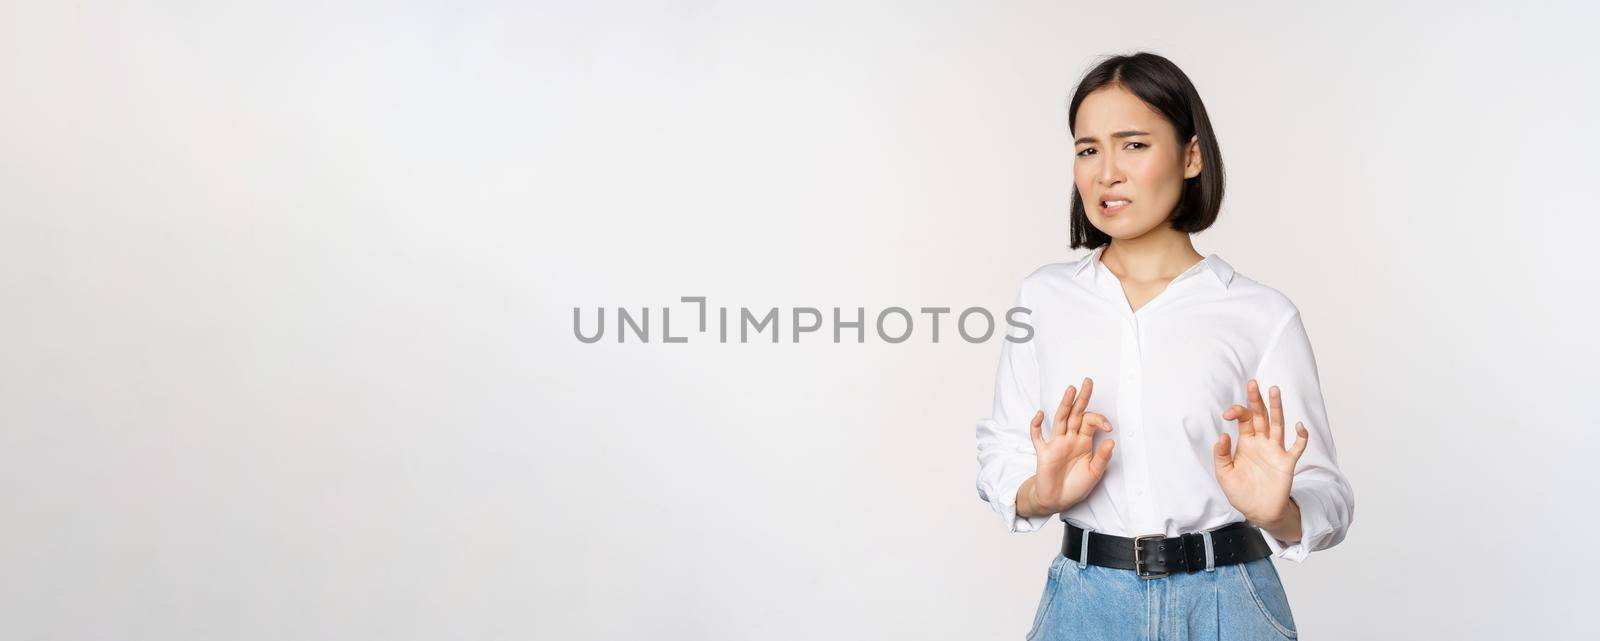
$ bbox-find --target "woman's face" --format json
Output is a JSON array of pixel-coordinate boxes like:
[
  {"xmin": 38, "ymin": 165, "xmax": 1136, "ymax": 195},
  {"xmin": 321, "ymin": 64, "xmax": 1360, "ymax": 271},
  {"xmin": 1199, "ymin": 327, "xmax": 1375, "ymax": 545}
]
[{"xmin": 1072, "ymin": 85, "xmax": 1202, "ymax": 241}]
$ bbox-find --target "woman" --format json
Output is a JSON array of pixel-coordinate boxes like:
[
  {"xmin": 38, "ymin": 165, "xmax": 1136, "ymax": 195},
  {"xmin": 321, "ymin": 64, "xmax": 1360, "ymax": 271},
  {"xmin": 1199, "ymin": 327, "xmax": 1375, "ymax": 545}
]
[{"xmin": 974, "ymin": 52, "xmax": 1355, "ymax": 640}]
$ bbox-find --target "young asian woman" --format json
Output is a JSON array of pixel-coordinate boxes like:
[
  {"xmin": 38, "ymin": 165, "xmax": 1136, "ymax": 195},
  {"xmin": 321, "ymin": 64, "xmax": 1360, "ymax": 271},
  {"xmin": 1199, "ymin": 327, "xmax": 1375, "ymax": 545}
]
[{"xmin": 974, "ymin": 52, "xmax": 1355, "ymax": 641}]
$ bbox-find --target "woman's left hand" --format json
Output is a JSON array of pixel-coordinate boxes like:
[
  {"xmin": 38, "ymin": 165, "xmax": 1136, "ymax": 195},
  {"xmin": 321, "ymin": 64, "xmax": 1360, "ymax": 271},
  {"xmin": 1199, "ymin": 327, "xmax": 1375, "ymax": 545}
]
[{"xmin": 1214, "ymin": 378, "xmax": 1308, "ymax": 527}]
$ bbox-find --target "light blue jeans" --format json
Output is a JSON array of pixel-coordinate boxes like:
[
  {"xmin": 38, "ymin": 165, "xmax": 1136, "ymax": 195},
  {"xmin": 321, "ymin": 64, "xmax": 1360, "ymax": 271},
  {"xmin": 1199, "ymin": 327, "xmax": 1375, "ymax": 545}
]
[{"xmin": 1025, "ymin": 551, "xmax": 1298, "ymax": 640}]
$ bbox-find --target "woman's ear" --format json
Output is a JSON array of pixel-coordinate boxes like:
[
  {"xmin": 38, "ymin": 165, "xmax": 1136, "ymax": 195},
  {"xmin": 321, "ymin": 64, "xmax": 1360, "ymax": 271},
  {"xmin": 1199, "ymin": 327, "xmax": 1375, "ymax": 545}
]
[{"xmin": 1183, "ymin": 134, "xmax": 1203, "ymax": 179}]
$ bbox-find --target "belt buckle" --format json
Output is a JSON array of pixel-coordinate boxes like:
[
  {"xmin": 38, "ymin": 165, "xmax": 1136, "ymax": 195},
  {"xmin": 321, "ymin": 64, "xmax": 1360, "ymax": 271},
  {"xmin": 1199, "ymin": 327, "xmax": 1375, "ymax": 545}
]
[{"xmin": 1132, "ymin": 533, "xmax": 1169, "ymax": 579}]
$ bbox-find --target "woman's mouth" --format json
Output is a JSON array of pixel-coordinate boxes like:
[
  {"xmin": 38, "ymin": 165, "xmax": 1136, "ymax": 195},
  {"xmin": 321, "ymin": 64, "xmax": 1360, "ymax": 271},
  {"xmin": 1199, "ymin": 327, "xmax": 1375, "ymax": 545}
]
[{"xmin": 1100, "ymin": 198, "xmax": 1131, "ymax": 215}]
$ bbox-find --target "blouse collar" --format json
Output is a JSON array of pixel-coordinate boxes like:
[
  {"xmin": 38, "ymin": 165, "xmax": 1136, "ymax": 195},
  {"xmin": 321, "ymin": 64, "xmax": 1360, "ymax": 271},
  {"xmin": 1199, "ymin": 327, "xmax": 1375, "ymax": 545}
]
[{"xmin": 1070, "ymin": 244, "xmax": 1235, "ymax": 289}]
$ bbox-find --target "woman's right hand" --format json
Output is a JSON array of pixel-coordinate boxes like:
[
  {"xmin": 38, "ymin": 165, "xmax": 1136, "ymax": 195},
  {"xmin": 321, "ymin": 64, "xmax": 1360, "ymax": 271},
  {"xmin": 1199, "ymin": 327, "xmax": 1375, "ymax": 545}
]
[{"xmin": 1028, "ymin": 377, "xmax": 1115, "ymax": 514}]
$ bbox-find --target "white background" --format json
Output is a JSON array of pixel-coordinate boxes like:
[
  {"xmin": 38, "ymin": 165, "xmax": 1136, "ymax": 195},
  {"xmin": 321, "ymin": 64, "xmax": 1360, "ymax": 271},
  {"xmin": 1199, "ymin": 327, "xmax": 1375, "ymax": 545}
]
[{"xmin": 3, "ymin": 1, "xmax": 1597, "ymax": 639}]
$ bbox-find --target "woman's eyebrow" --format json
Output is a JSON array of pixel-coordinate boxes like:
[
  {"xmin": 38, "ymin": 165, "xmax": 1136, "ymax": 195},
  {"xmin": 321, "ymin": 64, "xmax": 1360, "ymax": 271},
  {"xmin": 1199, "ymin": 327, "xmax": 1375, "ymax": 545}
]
[{"xmin": 1074, "ymin": 130, "xmax": 1151, "ymax": 145}]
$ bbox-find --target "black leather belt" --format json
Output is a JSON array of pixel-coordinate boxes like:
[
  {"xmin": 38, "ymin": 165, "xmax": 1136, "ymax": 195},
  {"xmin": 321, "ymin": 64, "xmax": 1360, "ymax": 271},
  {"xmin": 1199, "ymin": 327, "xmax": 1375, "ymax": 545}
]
[{"xmin": 1061, "ymin": 520, "xmax": 1272, "ymax": 579}]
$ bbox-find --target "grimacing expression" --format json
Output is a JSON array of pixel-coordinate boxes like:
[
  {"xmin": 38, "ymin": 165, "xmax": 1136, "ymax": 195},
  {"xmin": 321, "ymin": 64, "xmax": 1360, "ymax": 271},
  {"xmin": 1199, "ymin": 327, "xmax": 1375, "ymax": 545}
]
[{"xmin": 1072, "ymin": 85, "xmax": 1202, "ymax": 240}]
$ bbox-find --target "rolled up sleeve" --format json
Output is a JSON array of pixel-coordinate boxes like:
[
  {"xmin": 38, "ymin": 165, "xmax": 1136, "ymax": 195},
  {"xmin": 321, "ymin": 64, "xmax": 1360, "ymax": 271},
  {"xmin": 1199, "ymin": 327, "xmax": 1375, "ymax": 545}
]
[
  {"xmin": 1251, "ymin": 310, "xmax": 1356, "ymax": 562},
  {"xmin": 975, "ymin": 286, "xmax": 1052, "ymax": 534}
]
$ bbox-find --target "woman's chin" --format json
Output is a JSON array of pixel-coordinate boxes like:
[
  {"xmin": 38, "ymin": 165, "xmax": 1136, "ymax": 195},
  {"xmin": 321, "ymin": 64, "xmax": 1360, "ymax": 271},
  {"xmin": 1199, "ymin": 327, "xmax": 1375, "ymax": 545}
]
[{"xmin": 1091, "ymin": 216, "xmax": 1151, "ymax": 239}]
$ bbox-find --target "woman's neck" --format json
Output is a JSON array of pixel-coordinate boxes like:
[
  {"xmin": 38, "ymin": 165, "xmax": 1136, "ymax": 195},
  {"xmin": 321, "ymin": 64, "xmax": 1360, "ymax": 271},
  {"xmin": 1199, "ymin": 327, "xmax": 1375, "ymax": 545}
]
[{"xmin": 1101, "ymin": 231, "xmax": 1205, "ymax": 283}]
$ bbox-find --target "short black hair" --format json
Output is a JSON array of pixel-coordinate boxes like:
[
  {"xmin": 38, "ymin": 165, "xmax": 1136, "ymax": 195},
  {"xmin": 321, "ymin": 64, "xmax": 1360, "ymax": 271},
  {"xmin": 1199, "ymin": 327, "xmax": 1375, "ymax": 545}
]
[{"xmin": 1066, "ymin": 52, "xmax": 1225, "ymax": 250}]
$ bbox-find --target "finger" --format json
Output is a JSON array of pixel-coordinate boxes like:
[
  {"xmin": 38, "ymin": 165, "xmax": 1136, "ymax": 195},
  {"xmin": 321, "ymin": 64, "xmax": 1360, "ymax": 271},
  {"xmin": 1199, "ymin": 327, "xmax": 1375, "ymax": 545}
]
[
  {"xmin": 1223, "ymin": 403, "xmax": 1254, "ymax": 437},
  {"xmin": 1213, "ymin": 433, "xmax": 1233, "ymax": 472},
  {"xmin": 1088, "ymin": 438, "xmax": 1115, "ymax": 477},
  {"xmin": 1273, "ymin": 385, "xmax": 1286, "ymax": 444},
  {"xmin": 1029, "ymin": 410, "xmax": 1046, "ymax": 450},
  {"xmin": 1053, "ymin": 385, "xmax": 1076, "ymax": 429},
  {"xmin": 1083, "ymin": 411, "xmax": 1113, "ymax": 434},
  {"xmin": 1247, "ymin": 379, "xmax": 1269, "ymax": 437},
  {"xmin": 1053, "ymin": 385, "xmax": 1076, "ymax": 437},
  {"xmin": 1287, "ymin": 421, "xmax": 1309, "ymax": 461},
  {"xmin": 1068, "ymin": 377, "xmax": 1093, "ymax": 433}
]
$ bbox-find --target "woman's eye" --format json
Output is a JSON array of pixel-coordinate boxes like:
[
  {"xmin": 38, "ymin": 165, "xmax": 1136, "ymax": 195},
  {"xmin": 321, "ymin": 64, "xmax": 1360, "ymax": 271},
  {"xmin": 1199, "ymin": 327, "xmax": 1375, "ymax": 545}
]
[{"xmin": 1076, "ymin": 143, "xmax": 1142, "ymax": 157}]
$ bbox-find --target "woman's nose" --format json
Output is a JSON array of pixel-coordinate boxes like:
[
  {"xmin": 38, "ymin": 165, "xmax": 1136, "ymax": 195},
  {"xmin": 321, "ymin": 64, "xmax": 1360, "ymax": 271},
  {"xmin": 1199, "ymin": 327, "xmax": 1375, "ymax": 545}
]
[{"xmin": 1098, "ymin": 158, "xmax": 1122, "ymax": 185}]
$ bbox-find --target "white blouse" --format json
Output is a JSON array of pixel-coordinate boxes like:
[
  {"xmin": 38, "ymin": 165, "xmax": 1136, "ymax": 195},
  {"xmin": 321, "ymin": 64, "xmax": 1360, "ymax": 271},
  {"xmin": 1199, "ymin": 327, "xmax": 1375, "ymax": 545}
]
[{"xmin": 975, "ymin": 245, "xmax": 1355, "ymax": 562}]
